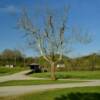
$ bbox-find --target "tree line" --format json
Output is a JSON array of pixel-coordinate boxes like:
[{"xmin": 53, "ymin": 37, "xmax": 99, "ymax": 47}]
[
  {"xmin": 0, "ymin": 49, "xmax": 34, "ymax": 67},
  {"xmin": 0, "ymin": 49, "xmax": 100, "ymax": 71},
  {"xmin": 63, "ymin": 53, "xmax": 100, "ymax": 71},
  {"xmin": 33, "ymin": 53, "xmax": 100, "ymax": 71}
]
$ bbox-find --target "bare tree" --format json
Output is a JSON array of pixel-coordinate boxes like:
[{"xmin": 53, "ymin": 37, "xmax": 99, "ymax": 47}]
[
  {"xmin": 15, "ymin": 46, "xmax": 27, "ymax": 67},
  {"xmin": 18, "ymin": 7, "xmax": 91, "ymax": 80}
]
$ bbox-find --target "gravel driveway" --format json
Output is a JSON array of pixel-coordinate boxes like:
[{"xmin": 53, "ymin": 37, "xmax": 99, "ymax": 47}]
[
  {"xmin": 0, "ymin": 70, "xmax": 46, "ymax": 83},
  {"xmin": 0, "ymin": 80, "xmax": 100, "ymax": 96},
  {"xmin": 0, "ymin": 70, "xmax": 100, "ymax": 97}
]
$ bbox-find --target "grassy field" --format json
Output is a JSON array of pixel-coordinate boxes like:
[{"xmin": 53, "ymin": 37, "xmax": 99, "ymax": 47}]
[
  {"xmin": 0, "ymin": 86, "xmax": 100, "ymax": 100},
  {"xmin": 0, "ymin": 67, "xmax": 100, "ymax": 79},
  {"xmin": 0, "ymin": 67, "xmax": 27, "ymax": 76},
  {"xmin": 0, "ymin": 79, "xmax": 84, "ymax": 86},
  {"xmin": 30, "ymin": 71, "xmax": 100, "ymax": 79}
]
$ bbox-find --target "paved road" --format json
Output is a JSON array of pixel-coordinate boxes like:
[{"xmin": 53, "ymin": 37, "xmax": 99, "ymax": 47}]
[{"xmin": 0, "ymin": 80, "xmax": 100, "ymax": 96}]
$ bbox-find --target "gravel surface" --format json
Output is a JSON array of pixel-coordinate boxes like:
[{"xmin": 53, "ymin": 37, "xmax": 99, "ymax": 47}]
[
  {"xmin": 0, "ymin": 70, "xmax": 100, "ymax": 97},
  {"xmin": 0, "ymin": 80, "xmax": 100, "ymax": 96}
]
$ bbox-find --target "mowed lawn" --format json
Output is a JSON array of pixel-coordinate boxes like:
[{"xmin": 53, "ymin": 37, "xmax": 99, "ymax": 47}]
[
  {"xmin": 0, "ymin": 67, "xmax": 27, "ymax": 76},
  {"xmin": 0, "ymin": 79, "xmax": 84, "ymax": 86},
  {"xmin": 30, "ymin": 71, "xmax": 100, "ymax": 79},
  {"xmin": 0, "ymin": 86, "xmax": 100, "ymax": 100},
  {"xmin": 0, "ymin": 67, "xmax": 100, "ymax": 79}
]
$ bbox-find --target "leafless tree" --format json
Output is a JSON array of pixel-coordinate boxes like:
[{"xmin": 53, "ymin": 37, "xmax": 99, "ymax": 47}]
[{"xmin": 18, "ymin": 7, "xmax": 91, "ymax": 80}]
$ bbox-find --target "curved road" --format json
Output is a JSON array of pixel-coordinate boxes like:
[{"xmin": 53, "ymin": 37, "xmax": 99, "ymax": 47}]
[
  {"xmin": 0, "ymin": 70, "xmax": 46, "ymax": 83},
  {"xmin": 0, "ymin": 70, "xmax": 100, "ymax": 97}
]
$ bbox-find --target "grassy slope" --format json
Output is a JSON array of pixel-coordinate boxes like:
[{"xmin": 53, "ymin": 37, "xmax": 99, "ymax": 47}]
[
  {"xmin": 30, "ymin": 71, "xmax": 100, "ymax": 79},
  {"xmin": 0, "ymin": 67, "xmax": 27, "ymax": 76},
  {"xmin": 0, "ymin": 79, "xmax": 84, "ymax": 86},
  {"xmin": 0, "ymin": 86, "xmax": 100, "ymax": 100}
]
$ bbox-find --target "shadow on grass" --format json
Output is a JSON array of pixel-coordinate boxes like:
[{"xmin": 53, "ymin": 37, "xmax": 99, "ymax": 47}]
[
  {"xmin": 25, "ymin": 70, "xmax": 34, "ymax": 75},
  {"xmin": 55, "ymin": 93, "xmax": 100, "ymax": 100}
]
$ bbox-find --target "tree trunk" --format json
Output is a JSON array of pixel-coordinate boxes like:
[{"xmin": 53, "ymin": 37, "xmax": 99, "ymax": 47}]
[
  {"xmin": 50, "ymin": 62, "xmax": 56, "ymax": 80},
  {"xmin": 14, "ymin": 57, "xmax": 16, "ymax": 66},
  {"xmin": 23, "ymin": 57, "xmax": 26, "ymax": 67}
]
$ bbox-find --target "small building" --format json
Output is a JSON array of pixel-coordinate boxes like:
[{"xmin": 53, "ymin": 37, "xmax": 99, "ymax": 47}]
[
  {"xmin": 56, "ymin": 63, "xmax": 65, "ymax": 68},
  {"xmin": 28, "ymin": 63, "xmax": 41, "ymax": 72},
  {"xmin": 56, "ymin": 60, "xmax": 65, "ymax": 68},
  {"xmin": 5, "ymin": 64, "xmax": 15, "ymax": 68}
]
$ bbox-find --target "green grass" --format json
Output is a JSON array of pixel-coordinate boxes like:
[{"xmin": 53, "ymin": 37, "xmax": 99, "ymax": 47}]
[
  {"xmin": 0, "ymin": 79, "xmax": 84, "ymax": 86},
  {"xmin": 0, "ymin": 86, "xmax": 100, "ymax": 100},
  {"xmin": 0, "ymin": 67, "xmax": 27, "ymax": 76},
  {"xmin": 30, "ymin": 71, "xmax": 100, "ymax": 79}
]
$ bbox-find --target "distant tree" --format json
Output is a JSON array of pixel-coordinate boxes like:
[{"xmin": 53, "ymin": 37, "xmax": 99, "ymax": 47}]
[
  {"xmin": 0, "ymin": 53, "xmax": 2, "ymax": 66},
  {"xmin": 2, "ymin": 49, "xmax": 15, "ymax": 64},
  {"xmin": 14, "ymin": 49, "xmax": 23, "ymax": 59},
  {"xmin": 18, "ymin": 7, "xmax": 91, "ymax": 80},
  {"xmin": 26, "ymin": 57, "xmax": 34, "ymax": 65},
  {"xmin": 13, "ymin": 49, "xmax": 24, "ymax": 65},
  {"xmin": 15, "ymin": 46, "xmax": 27, "ymax": 67},
  {"xmin": 1, "ymin": 49, "xmax": 24, "ymax": 66},
  {"xmin": 0, "ymin": 53, "xmax": 2, "ymax": 60},
  {"xmin": 89, "ymin": 53, "xmax": 97, "ymax": 71}
]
